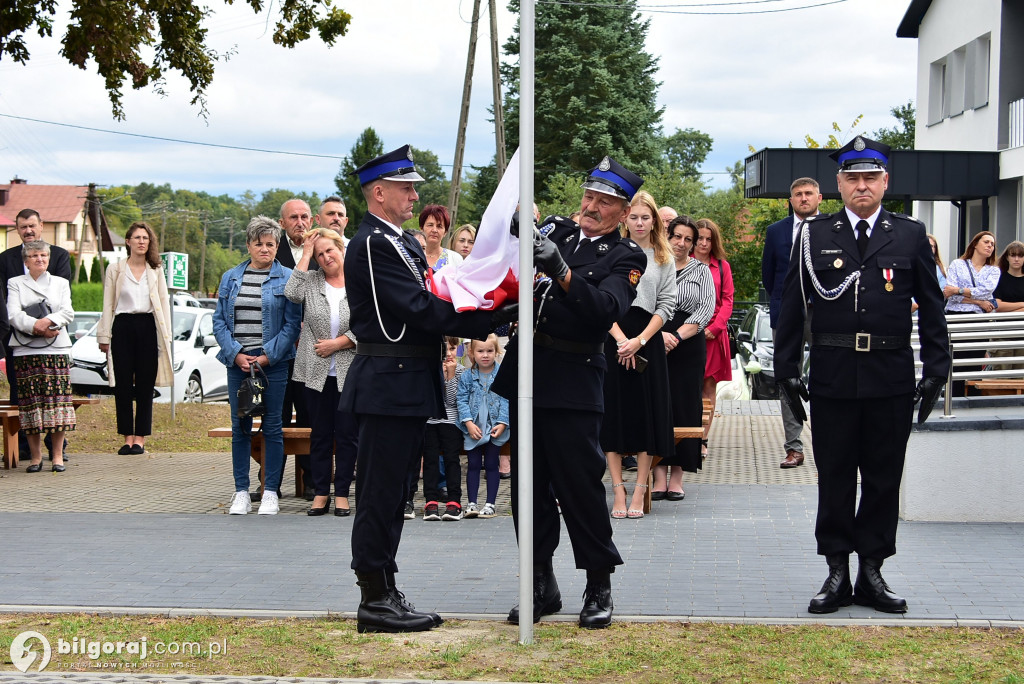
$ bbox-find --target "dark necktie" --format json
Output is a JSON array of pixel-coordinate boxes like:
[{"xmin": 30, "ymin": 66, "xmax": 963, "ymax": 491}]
[{"xmin": 856, "ymin": 220, "xmax": 870, "ymax": 258}]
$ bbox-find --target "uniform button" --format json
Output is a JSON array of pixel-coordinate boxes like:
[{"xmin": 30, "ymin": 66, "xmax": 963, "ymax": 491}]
[
  {"xmin": 546, "ymin": 295, "xmax": 553, "ymax": 301},
  {"xmin": 860, "ymin": 309, "xmax": 866, "ymax": 313},
  {"xmin": 587, "ymin": 271, "xmax": 594, "ymax": 276},
  {"xmin": 585, "ymin": 357, "xmax": 591, "ymax": 363},
  {"xmin": 860, "ymin": 287, "xmax": 866, "ymax": 292},
  {"xmin": 398, "ymin": 363, "xmax": 404, "ymax": 369},
  {"xmin": 540, "ymin": 317, "xmax": 547, "ymax": 323}
]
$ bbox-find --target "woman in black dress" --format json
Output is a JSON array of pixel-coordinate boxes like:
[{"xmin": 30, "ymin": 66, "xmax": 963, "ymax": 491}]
[
  {"xmin": 652, "ymin": 216, "xmax": 716, "ymax": 500},
  {"xmin": 602, "ymin": 190, "xmax": 677, "ymax": 519}
]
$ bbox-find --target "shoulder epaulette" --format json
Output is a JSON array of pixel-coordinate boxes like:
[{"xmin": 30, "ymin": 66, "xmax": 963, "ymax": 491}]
[{"xmin": 890, "ymin": 212, "xmax": 923, "ymax": 224}]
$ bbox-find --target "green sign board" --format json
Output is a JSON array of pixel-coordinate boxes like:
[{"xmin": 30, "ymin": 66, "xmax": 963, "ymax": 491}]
[{"xmin": 161, "ymin": 252, "xmax": 188, "ymax": 290}]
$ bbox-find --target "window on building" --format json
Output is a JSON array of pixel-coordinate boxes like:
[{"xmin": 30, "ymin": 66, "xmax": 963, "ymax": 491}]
[{"xmin": 926, "ymin": 33, "xmax": 990, "ymax": 126}]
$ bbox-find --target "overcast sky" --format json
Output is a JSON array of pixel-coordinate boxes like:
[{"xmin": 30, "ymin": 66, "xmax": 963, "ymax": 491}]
[{"xmin": 0, "ymin": 0, "xmax": 918, "ymax": 203}]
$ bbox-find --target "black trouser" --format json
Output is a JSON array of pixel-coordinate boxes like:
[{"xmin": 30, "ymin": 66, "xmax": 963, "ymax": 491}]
[
  {"xmin": 111, "ymin": 313, "xmax": 158, "ymax": 436},
  {"xmin": 422, "ymin": 422, "xmax": 463, "ymax": 504},
  {"xmin": 810, "ymin": 393, "xmax": 914, "ymax": 560},
  {"xmin": 304, "ymin": 377, "xmax": 358, "ymax": 498},
  {"xmin": 351, "ymin": 413, "xmax": 427, "ymax": 573},
  {"xmin": 510, "ymin": 407, "xmax": 623, "ymax": 571},
  {"xmin": 282, "ymin": 368, "xmax": 312, "ymax": 489}
]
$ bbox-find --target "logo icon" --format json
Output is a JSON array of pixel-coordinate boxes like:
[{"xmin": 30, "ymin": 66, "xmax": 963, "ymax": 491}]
[{"xmin": 10, "ymin": 631, "xmax": 51, "ymax": 672}]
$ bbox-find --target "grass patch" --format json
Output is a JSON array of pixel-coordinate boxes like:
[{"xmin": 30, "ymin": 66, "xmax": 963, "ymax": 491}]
[
  {"xmin": 71, "ymin": 400, "xmax": 228, "ymax": 453},
  {"xmin": 0, "ymin": 615, "xmax": 1022, "ymax": 682}
]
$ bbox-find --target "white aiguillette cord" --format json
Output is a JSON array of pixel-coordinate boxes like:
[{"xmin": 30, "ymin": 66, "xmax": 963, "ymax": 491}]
[
  {"xmin": 798, "ymin": 219, "xmax": 861, "ymax": 314},
  {"xmin": 367, "ymin": 231, "xmax": 425, "ymax": 343}
]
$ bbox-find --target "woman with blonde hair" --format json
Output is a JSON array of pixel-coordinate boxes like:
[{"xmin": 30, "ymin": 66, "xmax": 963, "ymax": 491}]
[
  {"xmin": 97, "ymin": 221, "xmax": 173, "ymax": 455},
  {"xmin": 693, "ymin": 217, "xmax": 733, "ymax": 459},
  {"xmin": 448, "ymin": 224, "xmax": 477, "ymax": 259},
  {"xmin": 602, "ymin": 190, "xmax": 676, "ymax": 519}
]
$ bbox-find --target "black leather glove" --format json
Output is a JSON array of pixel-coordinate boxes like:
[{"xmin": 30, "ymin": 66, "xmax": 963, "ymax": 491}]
[
  {"xmin": 509, "ymin": 210, "xmax": 522, "ymax": 238},
  {"xmin": 534, "ymin": 232, "xmax": 569, "ymax": 281},
  {"xmin": 913, "ymin": 376, "xmax": 944, "ymax": 425},
  {"xmin": 778, "ymin": 378, "xmax": 809, "ymax": 424},
  {"xmin": 490, "ymin": 302, "xmax": 519, "ymax": 330}
]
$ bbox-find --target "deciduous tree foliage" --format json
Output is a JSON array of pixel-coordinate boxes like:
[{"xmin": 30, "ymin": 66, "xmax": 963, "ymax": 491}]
[{"xmin": 0, "ymin": 0, "xmax": 352, "ymax": 119}]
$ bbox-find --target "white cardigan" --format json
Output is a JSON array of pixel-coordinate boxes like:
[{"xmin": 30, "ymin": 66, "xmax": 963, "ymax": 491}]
[{"xmin": 96, "ymin": 260, "xmax": 174, "ymax": 387}]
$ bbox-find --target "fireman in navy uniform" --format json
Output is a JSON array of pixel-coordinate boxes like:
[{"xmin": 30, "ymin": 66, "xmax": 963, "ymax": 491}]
[
  {"xmin": 339, "ymin": 145, "xmax": 506, "ymax": 633},
  {"xmin": 774, "ymin": 136, "xmax": 949, "ymax": 615},
  {"xmin": 493, "ymin": 156, "xmax": 647, "ymax": 629}
]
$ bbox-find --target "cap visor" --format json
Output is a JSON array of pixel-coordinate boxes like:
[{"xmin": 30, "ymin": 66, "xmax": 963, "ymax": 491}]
[
  {"xmin": 581, "ymin": 179, "xmax": 627, "ymax": 199},
  {"xmin": 383, "ymin": 171, "xmax": 425, "ymax": 182},
  {"xmin": 840, "ymin": 162, "xmax": 886, "ymax": 173}
]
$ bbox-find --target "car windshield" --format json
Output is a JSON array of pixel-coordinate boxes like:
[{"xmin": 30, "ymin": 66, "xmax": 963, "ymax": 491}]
[{"xmin": 172, "ymin": 312, "xmax": 197, "ymax": 341}]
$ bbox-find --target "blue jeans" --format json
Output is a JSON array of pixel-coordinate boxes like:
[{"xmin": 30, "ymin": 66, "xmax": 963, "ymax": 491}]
[{"xmin": 228, "ymin": 360, "xmax": 288, "ymax": 492}]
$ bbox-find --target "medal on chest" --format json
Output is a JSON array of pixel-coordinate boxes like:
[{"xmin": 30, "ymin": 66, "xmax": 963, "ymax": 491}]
[{"xmin": 882, "ymin": 268, "xmax": 894, "ymax": 292}]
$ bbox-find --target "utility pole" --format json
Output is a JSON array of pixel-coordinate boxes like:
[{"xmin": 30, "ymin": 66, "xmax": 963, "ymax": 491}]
[
  {"xmin": 78, "ymin": 184, "xmax": 97, "ymax": 284},
  {"xmin": 227, "ymin": 217, "xmax": 236, "ymax": 253},
  {"xmin": 448, "ymin": 0, "xmax": 482, "ymax": 227},
  {"xmin": 490, "ymin": 0, "xmax": 507, "ymax": 179},
  {"xmin": 159, "ymin": 202, "xmax": 168, "ymax": 252},
  {"xmin": 199, "ymin": 213, "xmax": 209, "ymax": 294}
]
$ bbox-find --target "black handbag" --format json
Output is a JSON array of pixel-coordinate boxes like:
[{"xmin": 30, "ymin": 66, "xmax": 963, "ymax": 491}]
[
  {"xmin": 14, "ymin": 298, "xmax": 59, "ymax": 348},
  {"xmin": 236, "ymin": 364, "xmax": 267, "ymax": 421}
]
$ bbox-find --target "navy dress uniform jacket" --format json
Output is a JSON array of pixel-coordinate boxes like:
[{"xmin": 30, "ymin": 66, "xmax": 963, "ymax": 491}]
[
  {"xmin": 339, "ymin": 213, "xmax": 492, "ymax": 418},
  {"xmin": 774, "ymin": 209, "xmax": 950, "ymax": 398},
  {"xmin": 493, "ymin": 217, "xmax": 646, "ymax": 410}
]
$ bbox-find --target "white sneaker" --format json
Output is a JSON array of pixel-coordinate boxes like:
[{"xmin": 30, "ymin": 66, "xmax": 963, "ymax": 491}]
[
  {"xmin": 480, "ymin": 503, "xmax": 496, "ymax": 518},
  {"xmin": 229, "ymin": 491, "xmax": 252, "ymax": 515},
  {"xmin": 464, "ymin": 502, "xmax": 479, "ymax": 519},
  {"xmin": 257, "ymin": 491, "xmax": 279, "ymax": 515}
]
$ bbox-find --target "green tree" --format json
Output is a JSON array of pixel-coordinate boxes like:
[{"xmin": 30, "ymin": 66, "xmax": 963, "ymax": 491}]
[
  {"xmin": 335, "ymin": 127, "xmax": 384, "ymax": 230},
  {"xmin": 407, "ymin": 146, "xmax": 449, "ymax": 221},
  {"xmin": 874, "ymin": 100, "xmax": 916, "ymax": 150},
  {"xmin": 2, "ymin": 1, "xmax": 352, "ymax": 119},
  {"xmin": 500, "ymin": 0, "xmax": 664, "ymax": 200},
  {"xmin": 661, "ymin": 128, "xmax": 714, "ymax": 178}
]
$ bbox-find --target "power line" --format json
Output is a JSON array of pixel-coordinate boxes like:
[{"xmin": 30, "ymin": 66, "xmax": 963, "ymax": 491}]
[{"xmin": 536, "ymin": 0, "xmax": 848, "ymax": 13}]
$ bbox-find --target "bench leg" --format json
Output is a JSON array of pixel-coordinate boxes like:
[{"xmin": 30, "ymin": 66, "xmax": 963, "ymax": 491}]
[
  {"xmin": 251, "ymin": 435, "xmax": 265, "ymax": 496},
  {"xmin": 2, "ymin": 416, "xmax": 20, "ymax": 469}
]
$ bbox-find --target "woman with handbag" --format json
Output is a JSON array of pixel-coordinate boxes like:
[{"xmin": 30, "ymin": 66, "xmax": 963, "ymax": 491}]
[
  {"xmin": 601, "ymin": 190, "xmax": 677, "ymax": 520},
  {"xmin": 694, "ymin": 218, "xmax": 734, "ymax": 459},
  {"xmin": 285, "ymin": 227, "xmax": 358, "ymax": 517},
  {"xmin": 213, "ymin": 216, "xmax": 301, "ymax": 515},
  {"xmin": 7, "ymin": 240, "xmax": 75, "ymax": 472},
  {"xmin": 97, "ymin": 221, "xmax": 173, "ymax": 455}
]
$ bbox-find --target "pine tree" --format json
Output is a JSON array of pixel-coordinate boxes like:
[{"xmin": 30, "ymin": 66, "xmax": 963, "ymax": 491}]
[
  {"xmin": 335, "ymin": 127, "xmax": 385, "ymax": 229},
  {"xmin": 501, "ymin": 0, "xmax": 664, "ymax": 200}
]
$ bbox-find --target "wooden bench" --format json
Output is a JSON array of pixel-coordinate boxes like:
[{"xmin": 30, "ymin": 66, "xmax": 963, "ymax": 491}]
[
  {"xmin": 966, "ymin": 379, "xmax": 1024, "ymax": 395},
  {"xmin": 208, "ymin": 425, "xmax": 311, "ymax": 496},
  {"xmin": 1, "ymin": 397, "xmax": 101, "ymax": 469}
]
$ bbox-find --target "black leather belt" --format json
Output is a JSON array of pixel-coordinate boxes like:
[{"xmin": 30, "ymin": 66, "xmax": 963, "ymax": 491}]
[
  {"xmin": 356, "ymin": 342, "xmax": 439, "ymax": 358},
  {"xmin": 812, "ymin": 333, "xmax": 910, "ymax": 352},
  {"xmin": 533, "ymin": 332, "xmax": 604, "ymax": 355}
]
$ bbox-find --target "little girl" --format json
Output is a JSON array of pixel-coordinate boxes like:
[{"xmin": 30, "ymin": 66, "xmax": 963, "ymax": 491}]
[{"xmin": 457, "ymin": 334, "xmax": 510, "ymax": 518}]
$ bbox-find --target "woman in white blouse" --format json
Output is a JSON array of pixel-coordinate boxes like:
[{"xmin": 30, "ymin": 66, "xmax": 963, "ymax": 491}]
[{"xmin": 97, "ymin": 222, "xmax": 173, "ymax": 455}]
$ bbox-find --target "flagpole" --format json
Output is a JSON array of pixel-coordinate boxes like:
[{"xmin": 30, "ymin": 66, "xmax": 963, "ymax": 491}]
[{"xmin": 517, "ymin": 0, "xmax": 536, "ymax": 645}]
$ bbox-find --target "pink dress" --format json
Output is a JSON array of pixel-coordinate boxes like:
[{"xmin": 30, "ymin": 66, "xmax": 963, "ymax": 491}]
[{"xmin": 703, "ymin": 256, "xmax": 734, "ymax": 382}]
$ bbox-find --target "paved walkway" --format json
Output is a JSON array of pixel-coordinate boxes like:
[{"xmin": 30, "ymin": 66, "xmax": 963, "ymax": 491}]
[{"xmin": 1, "ymin": 401, "xmax": 1022, "ymax": 627}]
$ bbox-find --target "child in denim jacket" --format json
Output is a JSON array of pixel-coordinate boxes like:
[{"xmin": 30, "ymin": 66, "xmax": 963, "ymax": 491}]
[{"xmin": 457, "ymin": 334, "xmax": 509, "ymax": 518}]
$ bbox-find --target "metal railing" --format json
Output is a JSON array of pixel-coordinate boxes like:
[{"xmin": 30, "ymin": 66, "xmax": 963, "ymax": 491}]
[
  {"xmin": 1010, "ymin": 98, "xmax": 1024, "ymax": 149},
  {"xmin": 913, "ymin": 312, "xmax": 1024, "ymax": 417}
]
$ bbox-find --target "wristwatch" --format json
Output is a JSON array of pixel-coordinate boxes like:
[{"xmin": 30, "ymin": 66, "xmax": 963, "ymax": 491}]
[
  {"xmin": 638, "ymin": 336, "xmax": 647, "ymax": 347},
  {"xmin": 958, "ymin": 287, "xmax": 964, "ymax": 295}
]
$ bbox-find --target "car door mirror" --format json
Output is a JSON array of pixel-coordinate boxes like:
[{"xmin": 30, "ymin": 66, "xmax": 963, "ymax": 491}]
[
  {"xmin": 202, "ymin": 334, "xmax": 217, "ymax": 351},
  {"xmin": 737, "ymin": 331, "xmax": 752, "ymax": 343}
]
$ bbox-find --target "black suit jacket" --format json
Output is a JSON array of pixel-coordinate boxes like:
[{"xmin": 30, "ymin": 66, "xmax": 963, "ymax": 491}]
[
  {"xmin": 493, "ymin": 216, "xmax": 646, "ymax": 413},
  {"xmin": 774, "ymin": 209, "xmax": 950, "ymax": 399},
  {"xmin": 338, "ymin": 213, "xmax": 492, "ymax": 417},
  {"xmin": 275, "ymin": 239, "xmax": 319, "ymax": 272},
  {"xmin": 762, "ymin": 215, "xmax": 797, "ymax": 328}
]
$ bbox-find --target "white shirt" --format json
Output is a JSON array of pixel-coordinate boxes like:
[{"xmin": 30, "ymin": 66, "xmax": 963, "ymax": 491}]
[
  {"xmin": 114, "ymin": 264, "xmax": 153, "ymax": 315},
  {"xmin": 288, "ymin": 238, "xmax": 303, "ymax": 266},
  {"xmin": 845, "ymin": 206, "xmax": 882, "ymax": 239},
  {"xmin": 792, "ymin": 213, "xmax": 818, "ymax": 244},
  {"xmin": 325, "ymin": 283, "xmax": 346, "ymax": 377}
]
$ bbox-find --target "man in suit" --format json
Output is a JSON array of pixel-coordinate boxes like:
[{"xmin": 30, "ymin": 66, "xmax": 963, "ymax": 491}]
[
  {"xmin": 339, "ymin": 145, "xmax": 504, "ymax": 633},
  {"xmin": 274, "ymin": 198, "xmax": 314, "ymax": 499},
  {"xmin": 761, "ymin": 177, "xmax": 821, "ymax": 468},
  {"xmin": 493, "ymin": 156, "xmax": 647, "ymax": 629},
  {"xmin": 774, "ymin": 136, "xmax": 949, "ymax": 615},
  {"xmin": 1, "ymin": 208, "xmax": 71, "ymax": 457},
  {"xmin": 316, "ymin": 196, "xmax": 350, "ymax": 244}
]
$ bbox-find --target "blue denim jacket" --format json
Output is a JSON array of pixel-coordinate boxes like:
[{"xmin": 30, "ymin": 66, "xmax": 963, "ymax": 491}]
[
  {"xmin": 457, "ymin": 363, "xmax": 510, "ymax": 447},
  {"xmin": 213, "ymin": 259, "xmax": 301, "ymax": 367}
]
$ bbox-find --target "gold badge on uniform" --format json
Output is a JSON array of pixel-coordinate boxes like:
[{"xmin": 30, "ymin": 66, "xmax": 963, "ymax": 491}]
[
  {"xmin": 628, "ymin": 269, "xmax": 641, "ymax": 286},
  {"xmin": 883, "ymin": 268, "xmax": 894, "ymax": 292},
  {"xmin": 833, "ymin": 258, "xmax": 844, "ymax": 269}
]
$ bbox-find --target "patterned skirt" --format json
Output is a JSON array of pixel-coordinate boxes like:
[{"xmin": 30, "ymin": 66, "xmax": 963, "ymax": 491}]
[{"xmin": 14, "ymin": 354, "xmax": 77, "ymax": 434}]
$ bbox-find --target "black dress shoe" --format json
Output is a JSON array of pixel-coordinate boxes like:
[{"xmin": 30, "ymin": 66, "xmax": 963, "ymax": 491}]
[
  {"xmin": 853, "ymin": 558, "xmax": 908, "ymax": 613},
  {"xmin": 650, "ymin": 490, "xmax": 667, "ymax": 501},
  {"xmin": 386, "ymin": 569, "xmax": 443, "ymax": 627},
  {"xmin": 52, "ymin": 464, "xmax": 66, "ymax": 472},
  {"xmin": 355, "ymin": 571, "xmax": 435, "ymax": 633},
  {"xmin": 666, "ymin": 490, "xmax": 685, "ymax": 501},
  {"xmin": 117, "ymin": 444, "xmax": 132, "ymax": 455},
  {"xmin": 508, "ymin": 560, "xmax": 562, "ymax": 624},
  {"xmin": 303, "ymin": 490, "xmax": 315, "ymax": 502},
  {"xmin": 808, "ymin": 555, "xmax": 853, "ymax": 614},
  {"xmin": 129, "ymin": 444, "xmax": 144, "ymax": 455},
  {"xmin": 334, "ymin": 506, "xmax": 351, "ymax": 517},
  {"xmin": 307, "ymin": 501, "xmax": 331, "ymax": 516},
  {"xmin": 26, "ymin": 462, "xmax": 43, "ymax": 473},
  {"xmin": 579, "ymin": 569, "xmax": 614, "ymax": 629}
]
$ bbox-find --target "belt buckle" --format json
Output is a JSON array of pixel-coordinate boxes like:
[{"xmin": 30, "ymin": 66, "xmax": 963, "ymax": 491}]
[{"xmin": 855, "ymin": 332, "xmax": 871, "ymax": 352}]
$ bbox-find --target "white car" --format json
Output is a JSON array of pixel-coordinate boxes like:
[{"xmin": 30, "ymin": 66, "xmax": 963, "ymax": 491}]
[{"xmin": 70, "ymin": 307, "xmax": 228, "ymax": 403}]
